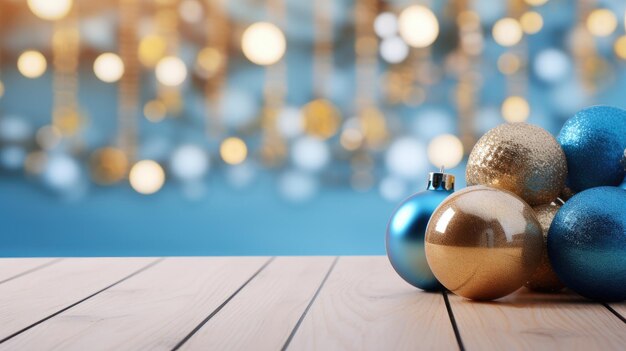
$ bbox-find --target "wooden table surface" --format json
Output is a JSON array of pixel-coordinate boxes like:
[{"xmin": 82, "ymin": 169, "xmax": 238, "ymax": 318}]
[{"xmin": 0, "ymin": 257, "xmax": 624, "ymax": 350}]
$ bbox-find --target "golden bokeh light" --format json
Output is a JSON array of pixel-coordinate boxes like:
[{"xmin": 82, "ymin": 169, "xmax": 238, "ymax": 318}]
[
  {"xmin": 340, "ymin": 128, "xmax": 364, "ymax": 151},
  {"xmin": 398, "ymin": 5, "xmax": 439, "ymax": 48},
  {"xmin": 497, "ymin": 53, "xmax": 521, "ymax": 75},
  {"xmin": 27, "ymin": 0, "xmax": 72, "ymax": 20},
  {"xmin": 93, "ymin": 53, "xmax": 125, "ymax": 83},
  {"xmin": 524, "ymin": 0, "xmax": 548, "ymax": 6},
  {"xmin": 90, "ymin": 147, "xmax": 129, "ymax": 185},
  {"xmin": 220, "ymin": 137, "xmax": 248, "ymax": 165},
  {"xmin": 301, "ymin": 99, "xmax": 341, "ymax": 139},
  {"xmin": 427, "ymin": 134, "xmax": 464, "ymax": 169},
  {"xmin": 138, "ymin": 35, "xmax": 167, "ymax": 67},
  {"xmin": 359, "ymin": 107, "xmax": 388, "ymax": 149},
  {"xmin": 520, "ymin": 11, "xmax": 543, "ymax": 34},
  {"xmin": 155, "ymin": 56, "xmax": 187, "ymax": 87},
  {"xmin": 614, "ymin": 35, "xmax": 626, "ymax": 60},
  {"xmin": 144, "ymin": 100, "xmax": 167, "ymax": 122},
  {"xmin": 129, "ymin": 160, "xmax": 165, "ymax": 195},
  {"xmin": 502, "ymin": 96, "xmax": 530, "ymax": 122},
  {"xmin": 17, "ymin": 50, "xmax": 47, "ymax": 78},
  {"xmin": 0, "ymin": 80, "xmax": 4, "ymax": 98},
  {"xmin": 196, "ymin": 47, "xmax": 223, "ymax": 77},
  {"xmin": 493, "ymin": 18, "xmax": 523, "ymax": 47},
  {"xmin": 241, "ymin": 22, "xmax": 286, "ymax": 66},
  {"xmin": 586, "ymin": 9, "xmax": 617, "ymax": 37}
]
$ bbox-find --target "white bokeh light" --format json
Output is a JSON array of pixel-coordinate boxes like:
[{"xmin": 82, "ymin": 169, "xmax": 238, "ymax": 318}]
[
  {"xmin": 155, "ymin": 56, "xmax": 187, "ymax": 87},
  {"xmin": 374, "ymin": 12, "xmax": 398, "ymax": 38},
  {"xmin": 241, "ymin": 22, "xmax": 286, "ymax": 66},
  {"xmin": 43, "ymin": 153, "xmax": 81, "ymax": 192},
  {"xmin": 129, "ymin": 160, "xmax": 165, "ymax": 195},
  {"xmin": 427, "ymin": 134, "xmax": 464, "ymax": 169},
  {"xmin": 534, "ymin": 49, "xmax": 570, "ymax": 84},
  {"xmin": 379, "ymin": 176, "xmax": 408, "ymax": 202},
  {"xmin": 291, "ymin": 137, "xmax": 330, "ymax": 173},
  {"xmin": 93, "ymin": 53, "xmax": 125, "ymax": 83},
  {"xmin": 27, "ymin": 0, "xmax": 72, "ymax": 20},
  {"xmin": 398, "ymin": 5, "xmax": 439, "ymax": 48},
  {"xmin": 277, "ymin": 106, "xmax": 304, "ymax": 139},
  {"xmin": 278, "ymin": 170, "xmax": 318, "ymax": 203},
  {"xmin": 380, "ymin": 36, "xmax": 409, "ymax": 64},
  {"xmin": 170, "ymin": 144, "xmax": 209, "ymax": 181},
  {"xmin": 385, "ymin": 137, "xmax": 427, "ymax": 179}
]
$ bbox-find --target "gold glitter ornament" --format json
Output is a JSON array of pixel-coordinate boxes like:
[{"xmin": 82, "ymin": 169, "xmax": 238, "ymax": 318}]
[
  {"xmin": 466, "ymin": 123, "xmax": 567, "ymax": 206},
  {"xmin": 525, "ymin": 202, "xmax": 565, "ymax": 292},
  {"xmin": 425, "ymin": 185, "xmax": 543, "ymax": 301}
]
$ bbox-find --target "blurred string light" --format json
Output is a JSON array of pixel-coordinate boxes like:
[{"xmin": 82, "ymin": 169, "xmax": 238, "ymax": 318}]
[
  {"xmin": 93, "ymin": 53, "xmax": 124, "ymax": 83},
  {"xmin": 373, "ymin": 12, "xmax": 398, "ymax": 38},
  {"xmin": 427, "ymin": 134, "xmax": 464, "ymax": 169},
  {"xmin": 129, "ymin": 160, "xmax": 165, "ymax": 194},
  {"xmin": 398, "ymin": 5, "xmax": 439, "ymax": 48},
  {"xmin": 501, "ymin": 96, "xmax": 530, "ymax": 122},
  {"xmin": 586, "ymin": 9, "xmax": 617, "ymax": 37},
  {"xmin": 241, "ymin": 22, "xmax": 286, "ymax": 66},
  {"xmin": 220, "ymin": 137, "xmax": 247, "ymax": 165},
  {"xmin": 17, "ymin": 51, "xmax": 47, "ymax": 78},
  {"xmin": 155, "ymin": 56, "xmax": 187, "ymax": 86},
  {"xmin": 492, "ymin": 18, "xmax": 523, "ymax": 47},
  {"xmin": 27, "ymin": 0, "xmax": 73, "ymax": 21},
  {"xmin": 520, "ymin": 11, "xmax": 543, "ymax": 35}
]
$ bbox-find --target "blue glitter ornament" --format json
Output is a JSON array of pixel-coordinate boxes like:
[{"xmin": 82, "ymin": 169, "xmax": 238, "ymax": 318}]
[
  {"xmin": 386, "ymin": 169, "xmax": 454, "ymax": 291},
  {"xmin": 548, "ymin": 187, "xmax": 626, "ymax": 302},
  {"xmin": 557, "ymin": 105, "xmax": 626, "ymax": 192}
]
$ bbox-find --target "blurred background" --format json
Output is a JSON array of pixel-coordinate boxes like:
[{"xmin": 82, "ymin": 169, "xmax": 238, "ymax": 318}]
[{"xmin": 1, "ymin": 0, "xmax": 626, "ymax": 256}]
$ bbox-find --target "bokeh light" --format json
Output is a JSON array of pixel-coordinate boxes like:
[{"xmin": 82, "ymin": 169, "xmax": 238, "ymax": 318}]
[
  {"xmin": 520, "ymin": 11, "xmax": 543, "ymax": 34},
  {"xmin": 340, "ymin": 128, "xmax": 364, "ymax": 151},
  {"xmin": 586, "ymin": 9, "xmax": 617, "ymax": 37},
  {"xmin": 291, "ymin": 137, "xmax": 330, "ymax": 172},
  {"xmin": 501, "ymin": 96, "xmax": 530, "ymax": 122},
  {"xmin": 278, "ymin": 170, "xmax": 317, "ymax": 203},
  {"xmin": 170, "ymin": 144, "xmax": 209, "ymax": 181},
  {"xmin": 0, "ymin": 80, "xmax": 4, "ymax": 98},
  {"xmin": 138, "ymin": 35, "xmax": 167, "ymax": 67},
  {"xmin": 385, "ymin": 137, "xmax": 427, "ymax": 179},
  {"xmin": 241, "ymin": 22, "xmax": 286, "ymax": 66},
  {"xmin": 178, "ymin": 0, "xmax": 203, "ymax": 24},
  {"xmin": 277, "ymin": 107, "xmax": 304, "ymax": 139},
  {"xmin": 196, "ymin": 47, "xmax": 223, "ymax": 78},
  {"xmin": 534, "ymin": 49, "xmax": 570, "ymax": 83},
  {"xmin": 524, "ymin": 0, "xmax": 548, "ymax": 6},
  {"xmin": 36, "ymin": 125, "xmax": 62, "ymax": 150},
  {"xmin": 129, "ymin": 160, "xmax": 165, "ymax": 195},
  {"xmin": 614, "ymin": 35, "xmax": 626, "ymax": 60},
  {"xmin": 17, "ymin": 50, "xmax": 47, "ymax": 78},
  {"xmin": 220, "ymin": 137, "xmax": 247, "ymax": 165},
  {"xmin": 398, "ymin": 5, "xmax": 439, "ymax": 48},
  {"xmin": 497, "ymin": 53, "xmax": 521, "ymax": 75},
  {"xmin": 380, "ymin": 36, "xmax": 409, "ymax": 64},
  {"xmin": 93, "ymin": 53, "xmax": 124, "ymax": 83},
  {"xmin": 0, "ymin": 116, "xmax": 32, "ymax": 143},
  {"xmin": 144, "ymin": 100, "xmax": 167, "ymax": 122},
  {"xmin": 27, "ymin": 0, "xmax": 72, "ymax": 20},
  {"xmin": 493, "ymin": 18, "xmax": 523, "ymax": 47},
  {"xmin": 90, "ymin": 147, "xmax": 128, "ymax": 185},
  {"xmin": 427, "ymin": 134, "xmax": 464, "ymax": 169},
  {"xmin": 301, "ymin": 99, "xmax": 340, "ymax": 139},
  {"xmin": 155, "ymin": 56, "xmax": 187, "ymax": 86},
  {"xmin": 374, "ymin": 12, "xmax": 398, "ymax": 38},
  {"xmin": 379, "ymin": 176, "xmax": 407, "ymax": 202},
  {"xmin": 42, "ymin": 153, "xmax": 82, "ymax": 192}
]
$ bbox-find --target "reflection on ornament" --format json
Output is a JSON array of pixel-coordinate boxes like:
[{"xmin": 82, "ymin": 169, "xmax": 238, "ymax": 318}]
[
  {"xmin": 241, "ymin": 22, "xmax": 286, "ymax": 66},
  {"xmin": 291, "ymin": 136, "xmax": 330, "ymax": 172},
  {"xmin": 90, "ymin": 147, "xmax": 129, "ymax": 185},
  {"xmin": 93, "ymin": 53, "xmax": 125, "ymax": 83},
  {"xmin": 492, "ymin": 18, "xmax": 523, "ymax": 47},
  {"xmin": 467, "ymin": 123, "xmax": 567, "ymax": 206},
  {"xmin": 427, "ymin": 134, "xmax": 464, "ymax": 169},
  {"xmin": 425, "ymin": 185, "xmax": 543, "ymax": 300},
  {"xmin": 138, "ymin": 35, "xmax": 167, "ymax": 67},
  {"xmin": 398, "ymin": 5, "xmax": 439, "ymax": 48},
  {"xmin": 501, "ymin": 96, "xmax": 530, "ymax": 122},
  {"xmin": 520, "ymin": 11, "xmax": 543, "ymax": 34},
  {"xmin": 586, "ymin": 9, "xmax": 617, "ymax": 37},
  {"xmin": 129, "ymin": 160, "xmax": 165, "ymax": 195},
  {"xmin": 195, "ymin": 47, "xmax": 223, "ymax": 78},
  {"xmin": 386, "ymin": 137, "xmax": 427, "ymax": 179},
  {"xmin": 526, "ymin": 202, "xmax": 565, "ymax": 292},
  {"xmin": 170, "ymin": 144, "xmax": 209, "ymax": 181},
  {"xmin": 374, "ymin": 12, "xmax": 398, "ymax": 39},
  {"xmin": 17, "ymin": 51, "xmax": 47, "ymax": 78},
  {"xmin": 156, "ymin": 56, "xmax": 187, "ymax": 86},
  {"xmin": 380, "ymin": 36, "xmax": 409, "ymax": 64},
  {"xmin": 497, "ymin": 53, "xmax": 521, "ymax": 75},
  {"xmin": 549, "ymin": 187, "xmax": 626, "ymax": 301},
  {"xmin": 27, "ymin": 0, "xmax": 72, "ymax": 20},
  {"xmin": 144, "ymin": 100, "xmax": 167, "ymax": 122},
  {"xmin": 220, "ymin": 137, "xmax": 247, "ymax": 165},
  {"xmin": 301, "ymin": 99, "xmax": 340, "ymax": 139}
]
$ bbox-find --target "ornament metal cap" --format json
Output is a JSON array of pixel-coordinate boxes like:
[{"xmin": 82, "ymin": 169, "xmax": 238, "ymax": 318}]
[{"xmin": 428, "ymin": 166, "xmax": 455, "ymax": 191}]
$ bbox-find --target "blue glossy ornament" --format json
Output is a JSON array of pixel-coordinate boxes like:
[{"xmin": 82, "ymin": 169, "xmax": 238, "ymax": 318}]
[
  {"xmin": 386, "ymin": 170, "xmax": 454, "ymax": 291},
  {"xmin": 557, "ymin": 105, "xmax": 626, "ymax": 192},
  {"xmin": 548, "ymin": 187, "xmax": 626, "ymax": 302}
]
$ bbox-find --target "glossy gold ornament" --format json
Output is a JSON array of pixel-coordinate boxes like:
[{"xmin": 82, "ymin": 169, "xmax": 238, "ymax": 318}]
[
  {"xmin": 466, "ymin": 123, "xmax": 567, "ymax": 206},
  {"xmin": 425, "ymin": 185, "xmax": 543, "ymax": 301},
  {"xmin": 525, "ymin": 202, "xmax": 565, "ymax": 292}
]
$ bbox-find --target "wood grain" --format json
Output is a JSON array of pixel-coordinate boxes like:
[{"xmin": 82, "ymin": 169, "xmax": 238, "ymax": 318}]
[
  {"xmin": 0, "ymin": 258, "xmax": 60, "ymax": 284},
  {"xmin": 448, "ymin": 288, "xmax": 626, "ymax": 350},
  {"xmin": 0, "ymin": 258, "xmax": 155, "ymax": 342},
  {"xmin": 286, "ymin": 256, "xmax": 458, "ymax": 351},
  {"xmin": 179, "ymin": 256, "xmax": 336, "ymax": 351},
  {"xmin": 0, "ymin": 257, "xmax": 269, "ymax": 351},
  {"xmin": 607, "ymin": 302, "xmax": 626, "ymax": 322}
]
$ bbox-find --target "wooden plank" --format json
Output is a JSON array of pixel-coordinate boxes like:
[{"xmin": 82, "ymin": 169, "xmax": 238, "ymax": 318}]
[
  {"xmin": 0, "ymin": 257, "xmax": 156, "ymax": 342},
  {"xmin": 448, "ymin": 288, "xmax": 626, "ymax": 350},
  {"xmin": 0, "ymin": 258, "xmax": 60, "ymax": 284},
  {"xmin": 607, "ymin": 303, "xmax": 626, "ymax": 323},
  {"xmin": 286, "ymin": 256, "xmax": 458, "ymax": 351},
  {"xmin": 179, "ymin": 256, "xmax": 336, "ymax": 351}
]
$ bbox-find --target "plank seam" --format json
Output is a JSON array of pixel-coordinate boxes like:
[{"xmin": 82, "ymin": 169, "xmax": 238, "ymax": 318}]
[
  {"xmin": 0, "ymin": 258, "xmax": 63, "ymax": 286},
  {"xmin": 0, "ymin": 258, "xmax": 163, "ymax": 345},
  {"xmin": 281, "ymin": 256, "xmax": 339, "ymax": 351},
  {"xmin": 443, "ymin": 291, "xmax": 466, "ymax": 351},
  {"xmin": 170, "ymin": 256, "xmax": 275, "ymax": 351},
  {"xmin": 602, "ymin": 303, "xmax": 626, "ymax": 325}
]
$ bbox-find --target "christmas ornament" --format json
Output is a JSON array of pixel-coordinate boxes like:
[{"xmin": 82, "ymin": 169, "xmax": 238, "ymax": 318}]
[
  {"xmin": 557, "ymin": 105, "xmax": 626, "ymax": 192},
  {"xmin": 525, "ymin": 202, "xmax": 565, "ymax": 292},
  {"xmin": 466, "ymin": 123, "xmax": 567, "ymax": 206},
  {"xmin": 425, "ymin": 185, "xmax": 543, "ymax": 300},
  {"xmin": 548, "ymin": 187, "xmax": 626, "ymax": 302},
  {"xmin": 386, "ymin": 168, "xmax": 455, "ymax": 291}
]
